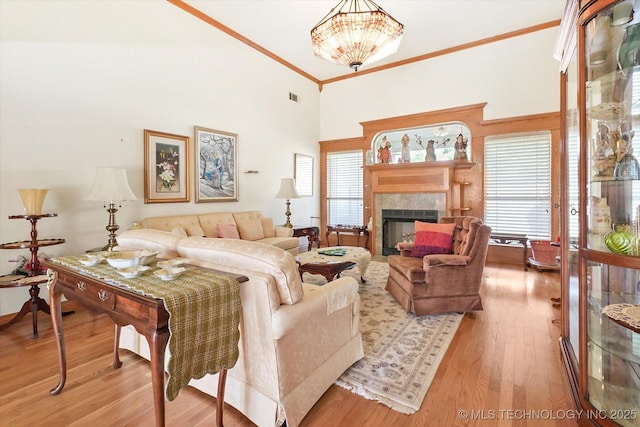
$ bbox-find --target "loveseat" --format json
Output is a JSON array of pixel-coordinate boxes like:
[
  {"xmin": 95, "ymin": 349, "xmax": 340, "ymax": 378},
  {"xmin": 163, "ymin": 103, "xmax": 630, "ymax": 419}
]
[
  {"xmin": 115, "ymin": 228, "xmax": 364, "ymax": 427},
  {"xmin": 139, "ymin": 210, "xmax": 299, "ymax": 254}
]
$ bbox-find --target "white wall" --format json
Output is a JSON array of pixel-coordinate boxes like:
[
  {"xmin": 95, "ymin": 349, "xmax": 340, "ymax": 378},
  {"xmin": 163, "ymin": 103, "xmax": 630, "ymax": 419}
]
[
  {"xmin": 319, "ymin": 28, "xmax": 560, "ymax": 141},
  {"xmin": 0, "ymin": 1, "xmax": 321, "ymax": 315}
]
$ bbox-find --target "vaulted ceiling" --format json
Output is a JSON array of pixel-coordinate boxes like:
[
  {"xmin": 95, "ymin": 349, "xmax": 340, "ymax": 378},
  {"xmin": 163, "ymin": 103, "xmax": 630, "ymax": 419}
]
[{"xmin": 176, "ymin": 0, "xmax": 566, "ymax": 83}]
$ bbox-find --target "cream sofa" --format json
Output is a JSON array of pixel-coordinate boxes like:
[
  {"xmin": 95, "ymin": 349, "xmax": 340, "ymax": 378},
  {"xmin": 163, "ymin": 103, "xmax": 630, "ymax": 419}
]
[
  {"xmin": 115, "ymin": 228, "xmax": 363, "ymax": 427},
  {"xmin": 139, "ymin": 210, "xmax": 299, "ymax": 255}
]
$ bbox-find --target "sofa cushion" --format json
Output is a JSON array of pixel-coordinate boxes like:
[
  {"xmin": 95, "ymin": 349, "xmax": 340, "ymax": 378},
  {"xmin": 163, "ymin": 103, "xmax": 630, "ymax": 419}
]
[
  {"xmin": 198, "ymin": 212, "xmax": 237, "ymax": 238},
  {"xmin": 217, "ymin": 223, "xmax": 240, "ymax": 239},
  {"xmin": 116, "ymin": 228, "xmax": 185, "ymax": 258},
  {"xmin": 260, "ymin": 217, "xmax": 276, "ymax": 238},
  {"xmin": 410, "ymin": 221, "xmax": 456, "ymax": 258},
  {"xmin": 236, "ymin": 219, "xmax": 264, "ymax": 241},
  {"xmin": 141, "ymin": 215, "xmax": 202, "ymax": 235},
  {"xmin": 177, "ymin": 237, "xmax": 304, "ymax": 305}
]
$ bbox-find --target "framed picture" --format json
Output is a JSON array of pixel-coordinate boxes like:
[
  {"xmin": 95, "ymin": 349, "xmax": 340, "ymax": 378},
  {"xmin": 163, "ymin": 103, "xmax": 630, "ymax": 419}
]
[
  {"xmin": 194, "ymin": 126, "xmax": 238, "ymax": 202},
  {"xmin": 294, "ymin": 153, "xmax": 313, "ymax": 196},
  {"xmin": 143, "ymin": 129, "xmax": 190, "ymax": 204}
]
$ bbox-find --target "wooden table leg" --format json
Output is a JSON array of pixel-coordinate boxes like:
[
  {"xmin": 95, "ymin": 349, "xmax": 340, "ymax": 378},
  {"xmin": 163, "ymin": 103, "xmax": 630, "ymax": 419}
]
[
  {"xmin": 113, "ymin": 325, "xmax": 123, "ymax": 369},
  {"xmin": 49, "ymin": 272, "xmax": 67, "ymax": 395},
  {"xmin": 217, "ymin": 368, "xmax": 227, "ymax": 427},
  {"xmin": 147, "ymin": 330, "xmax": 170, "ymax": 427}
]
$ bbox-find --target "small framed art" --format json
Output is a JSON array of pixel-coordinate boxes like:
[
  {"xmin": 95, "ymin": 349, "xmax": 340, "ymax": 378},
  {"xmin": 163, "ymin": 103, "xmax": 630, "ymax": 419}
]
[
  {"xmin": 294, "ymin": 153, "xmax": 313, "ymax": 196},
  {"xmin": 194, "ymin": 126, "xmax": 238, "ymax": 202},
  {"xmin": 143, "ymin": 129, "xmax": 190, "ymax": 203}
]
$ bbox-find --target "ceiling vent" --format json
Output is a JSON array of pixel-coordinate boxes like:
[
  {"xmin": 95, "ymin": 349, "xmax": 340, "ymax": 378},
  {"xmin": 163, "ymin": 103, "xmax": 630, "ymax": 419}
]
[{"xmin": 289, "ymin": 92, "xmax": 299, "ymax": 102}]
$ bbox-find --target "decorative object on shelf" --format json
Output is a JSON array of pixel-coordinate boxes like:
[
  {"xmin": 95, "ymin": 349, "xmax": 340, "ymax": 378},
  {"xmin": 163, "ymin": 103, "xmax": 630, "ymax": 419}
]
[
  {"xmin": 84, "ymin": 167, "xmax": 138, "ymax": 251},
  {"xmin": 618, "ymin": 22, "xmax": 640, "ymax": 70},
  {"xmin": 611, "ymin": 0, "xmax": 634, "ymax": 26},
  {"xmin": 194, "ymin": 126, "xmax": 238, "ymax": 203},
  {"xmin": 602, "ymin": 303, "xmax": 640, "ymax": 333},
  {"xmin": 377, "ymin": 136, "xmax": 391, "ymax": 163},
  {"xmin": 17, "ymin": 188, "xmax": 48, "ymax": 215},
  {"xmin": 454, "ymin": 133, "xmax": 468, "ymax": 160},
  {"xmin": 275, "ymin": 178, "xmax": 300, "ymax": 228},
  {"xmin": 311, "ymin": 0, "xmax": 404, "ymax": 72},
  {"xmin": 400, "ymin": 133, "xmax": 410, "ymax": 163},
  {"xmin": 144, "ymin": 129, "xmax": 190, "ymax": 203},
  {"xmin": 590, "ymin": 196, "xmax": 612, "ymax": 233},
  {"xmin": 604, "ymin": 224, "xmax": 638, "ymax": 255}
]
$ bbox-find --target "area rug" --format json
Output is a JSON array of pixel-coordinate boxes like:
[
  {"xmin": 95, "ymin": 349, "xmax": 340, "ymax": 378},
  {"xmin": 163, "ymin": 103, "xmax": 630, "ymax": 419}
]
[{"xmin": 305, "ymin": 261, "xmax": 463, "ymax": 414}]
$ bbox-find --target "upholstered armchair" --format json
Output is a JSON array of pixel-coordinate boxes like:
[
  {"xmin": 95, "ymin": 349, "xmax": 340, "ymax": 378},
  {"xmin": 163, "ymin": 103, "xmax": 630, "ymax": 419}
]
[{"xmin": 386, "ymin": 216, "xmax": 491, "ymax": 316}]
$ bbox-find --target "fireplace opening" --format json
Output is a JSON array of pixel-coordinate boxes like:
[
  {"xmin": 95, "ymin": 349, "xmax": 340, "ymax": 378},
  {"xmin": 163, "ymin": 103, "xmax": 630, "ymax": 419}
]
[{"xmin": 382, "ymin": 209, "xmax": 438, "ymax": 255}]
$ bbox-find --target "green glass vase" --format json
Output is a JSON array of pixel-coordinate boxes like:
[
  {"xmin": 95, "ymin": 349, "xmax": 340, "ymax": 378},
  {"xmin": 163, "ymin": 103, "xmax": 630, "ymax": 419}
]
[{"xmin": 618, "ymin": 23, "xmax": 640, "ymax": 70}]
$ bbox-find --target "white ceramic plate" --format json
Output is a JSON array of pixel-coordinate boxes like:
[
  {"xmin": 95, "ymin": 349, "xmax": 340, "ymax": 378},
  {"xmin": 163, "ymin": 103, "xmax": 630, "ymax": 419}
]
[
  {"xmin": 156, "ymin": 259, "xmax": 184, "ymax": 268},
  {"xmin": 154, "ymin": 267, "xmax": 186, "ymax": 281},
  {"xmin": 78, "ymin": 256, "xmax": 103, "ymax": 266},
  {"xmin": 117, "ymin": 265, "xmax": 150, "ymax": 279}
]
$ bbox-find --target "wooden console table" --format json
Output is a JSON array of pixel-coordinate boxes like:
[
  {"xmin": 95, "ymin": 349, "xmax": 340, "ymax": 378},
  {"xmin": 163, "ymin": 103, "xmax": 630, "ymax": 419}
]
[
  {"xmin": 326, "ymin": 225, "xmax": 369, "ymax": 249},
  {"xmin": 489, "ymin": 233, "xmax": 529, "ymax": 271},
  {"xmin": 293, "ymin": 226, "xmax": 320, "ymax": 251},
  {"xmin": 45, "ymin": 259, "xmax": 247, "ymax": 427}
]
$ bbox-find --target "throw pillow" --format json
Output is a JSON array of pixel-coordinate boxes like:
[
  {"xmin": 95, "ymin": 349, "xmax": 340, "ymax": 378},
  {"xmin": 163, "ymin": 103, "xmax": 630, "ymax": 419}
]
[
  {"xmin": 171, "ymin": 227, "xmax": 188, "ymax": 237},
  {"xmin": 410, "ymin": 221, "xmax": 456, "ymax": 257},
  {"xmin": 260, "ymin": 217, "xmax": 276, "ymax": 237},
  {"xmin": 236, "ymin": 219, "xmax": 265, "ymax": 241},
  {"xmin": 216, "ymin": 223, "xmax": 240, "ymax": 239},
  {"xmin": 216, "ymin": 224, "xmax": 240, "ymax": 239},
  {"xmin": 184, "ymin": 224, "xmax": 206, "ymax": 237}
]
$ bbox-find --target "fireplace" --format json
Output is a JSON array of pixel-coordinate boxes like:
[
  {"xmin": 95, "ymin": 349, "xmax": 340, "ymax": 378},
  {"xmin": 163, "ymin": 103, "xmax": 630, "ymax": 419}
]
[{"xmin": 381, "ymin": 209, "xmax": 438, "ymax": 255}]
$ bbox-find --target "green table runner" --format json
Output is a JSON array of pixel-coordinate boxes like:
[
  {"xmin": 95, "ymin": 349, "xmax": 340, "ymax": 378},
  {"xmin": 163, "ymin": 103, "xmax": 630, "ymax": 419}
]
[{"xmin": 48, "ymin": 256, "xmax": 241, "ymax": 401}]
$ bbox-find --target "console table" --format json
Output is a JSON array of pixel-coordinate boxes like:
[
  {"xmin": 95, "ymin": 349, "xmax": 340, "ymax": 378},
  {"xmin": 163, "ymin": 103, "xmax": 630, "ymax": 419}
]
[
  {"xmin": 45, "ymin": 258, "xmax": 247, "ymax": 427},
  {"xmin": 489, "ymin": 233, "xmax": 529, "ymax": 271},
  {"xmin": 0, "ymin": 214, "xmax": 65, "ymax": 338},
  {"xmin": 326, "ymin": 225, "xmax": 369, "ymax": 249},
  {"xmin": 292, "ymin": 226, "xmax": 320, "ymax": 251}
]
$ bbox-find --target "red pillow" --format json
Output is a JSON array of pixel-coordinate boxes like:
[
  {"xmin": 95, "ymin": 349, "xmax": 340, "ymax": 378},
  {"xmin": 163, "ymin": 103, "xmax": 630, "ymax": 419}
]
[
  {"xmin": 216, "ymin": 223, "xmax": 240, "ymax": 239},
  {"xmin": 410, "ymin": 221, "xmax": 456, "ymax": 257}
]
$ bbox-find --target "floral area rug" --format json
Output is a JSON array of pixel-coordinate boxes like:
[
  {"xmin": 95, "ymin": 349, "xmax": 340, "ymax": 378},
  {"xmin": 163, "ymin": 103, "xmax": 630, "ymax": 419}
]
[{"xmin": 304, "ymin": 260, "xmax": 463, "ymax": 414}]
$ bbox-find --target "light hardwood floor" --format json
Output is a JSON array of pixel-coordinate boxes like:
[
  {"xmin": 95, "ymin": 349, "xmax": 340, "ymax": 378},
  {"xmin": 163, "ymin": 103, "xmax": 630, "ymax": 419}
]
[{"xmin": 0, "ymin": 263, "xmax": 577, "ymax": 427}]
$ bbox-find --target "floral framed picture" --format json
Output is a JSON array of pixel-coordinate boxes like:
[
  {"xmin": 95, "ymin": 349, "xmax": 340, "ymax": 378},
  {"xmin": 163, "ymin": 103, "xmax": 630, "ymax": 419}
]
[
  {"xmin": 143, "ymin": 129, "xmax": 190, "ymax": 203},
  {"xmin": 194, "ymin": 126, "xmax": 238, "ymax": 202}
]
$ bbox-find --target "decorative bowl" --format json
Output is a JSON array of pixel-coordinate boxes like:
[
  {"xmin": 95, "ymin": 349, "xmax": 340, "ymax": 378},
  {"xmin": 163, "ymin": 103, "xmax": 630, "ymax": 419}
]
[
  {"xmin": 139, "ymin": 250, "xmax": 159, "ymax": 265},
  {"xmin": 78, "ymin": 256, "xmax": 103, "ymax": 267},
  {"xmin": 153, "ymin": 267, "xmax": 186, "ymax": 281},
  {"xmin": 117, "ymin": 265, "xmax": 150, "ymax": 279},
  {"xmin": 156, "ymin": 259, "xmax": 184, "ymax": 268},
  {"xmin": 106, "ymin": 251, "xmax": 141, "ymax": 269}
]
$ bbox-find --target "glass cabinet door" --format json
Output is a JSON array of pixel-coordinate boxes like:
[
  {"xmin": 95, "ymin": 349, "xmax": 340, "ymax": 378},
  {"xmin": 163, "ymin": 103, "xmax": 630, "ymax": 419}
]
[{"xmin": 583, "ymin": 2, "xmax": 640, "ymax": 425}]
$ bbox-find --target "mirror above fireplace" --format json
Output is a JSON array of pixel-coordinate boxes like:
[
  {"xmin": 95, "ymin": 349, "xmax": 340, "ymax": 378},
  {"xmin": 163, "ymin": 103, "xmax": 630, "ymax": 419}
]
[{"xmin": 370, "ymin": 121, "xmax": 471, "ymax": 164}]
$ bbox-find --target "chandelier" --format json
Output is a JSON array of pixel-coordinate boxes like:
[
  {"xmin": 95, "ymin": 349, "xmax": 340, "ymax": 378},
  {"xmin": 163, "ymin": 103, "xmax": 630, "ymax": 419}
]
[{"xmin": 311, "ymin": 0, "xmax": 404, "ymax": 72}]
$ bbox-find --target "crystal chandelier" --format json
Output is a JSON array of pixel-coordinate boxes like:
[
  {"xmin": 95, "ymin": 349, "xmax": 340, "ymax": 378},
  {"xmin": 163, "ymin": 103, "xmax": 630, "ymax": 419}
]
[{"xmin": 311, "ymin": 0, "xmax": 404, "ymax": 72}]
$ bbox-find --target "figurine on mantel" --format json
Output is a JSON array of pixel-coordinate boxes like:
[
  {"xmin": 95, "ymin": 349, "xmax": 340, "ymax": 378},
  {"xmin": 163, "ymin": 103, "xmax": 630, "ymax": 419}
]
[
  {"xmin": 417, "ymin": 135, "xmax": 437, "ymax": 161},
  {"xmin": 454, "ymin": 133, "xmax": 468, "ymax": 160},
  {"xmin": 377, "ymin": 136, "xmax": 391, "ymax": 163},
  {"xmin": 400, "ymin": 133, "xmax": 411, "ymax": 163}
]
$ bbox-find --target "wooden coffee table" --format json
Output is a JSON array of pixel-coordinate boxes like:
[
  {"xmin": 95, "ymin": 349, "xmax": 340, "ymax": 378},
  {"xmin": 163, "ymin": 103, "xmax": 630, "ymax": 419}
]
[
  {"xmin": 297, "ymin": 260, "xmax": 356, "ymax": 283},
  {"xmin": 296, "ymin": 246, "xmax": 371, "ymax": 283}
]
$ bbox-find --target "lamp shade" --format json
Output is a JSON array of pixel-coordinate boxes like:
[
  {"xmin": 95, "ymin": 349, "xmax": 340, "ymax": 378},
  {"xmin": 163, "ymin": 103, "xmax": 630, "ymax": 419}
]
[
  {"xmin": 311, "ymin": 0, "xmax": 404, "ymax": 71},
  {"xmin": 276, "ymin": 178, "xmax": 300, "ymax": 199},
  {"xmin": 84, "ymin": 167, "xmax": 137, "ymax": 202}
]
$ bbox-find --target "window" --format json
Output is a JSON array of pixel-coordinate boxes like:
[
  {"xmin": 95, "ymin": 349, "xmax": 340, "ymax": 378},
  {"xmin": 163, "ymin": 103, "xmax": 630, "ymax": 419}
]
[
  {"xmin": 484, "ymin": 131, "xmax": 552, "ymax": 239},
  {"xmin": 326, "ymin": 150, "xmax": 363, "ymax": 226}
]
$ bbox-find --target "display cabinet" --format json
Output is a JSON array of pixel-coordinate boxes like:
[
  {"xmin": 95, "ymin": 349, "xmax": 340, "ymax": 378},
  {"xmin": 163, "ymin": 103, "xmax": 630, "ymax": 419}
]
[{"xmin": 560, "ymin": 1, "xmax": 640, "ymax": 426}]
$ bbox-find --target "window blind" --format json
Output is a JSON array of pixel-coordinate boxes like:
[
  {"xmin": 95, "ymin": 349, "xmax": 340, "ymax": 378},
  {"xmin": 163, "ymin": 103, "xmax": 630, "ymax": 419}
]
[
  {"xmin": 484, "ymin": 131, "xmax": 552, "ymax": 239},
  {"xmin": 326, "ymin": 150, "xmax": 363, "ymax": 226}
]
